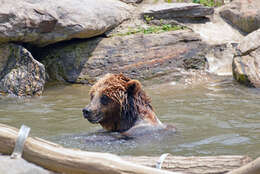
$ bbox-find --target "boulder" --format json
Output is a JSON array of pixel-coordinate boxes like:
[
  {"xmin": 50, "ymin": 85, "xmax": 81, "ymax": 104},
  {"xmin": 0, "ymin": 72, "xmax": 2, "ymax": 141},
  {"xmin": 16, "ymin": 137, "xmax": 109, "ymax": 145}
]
[
  {"xmin": 220, "ymin": 0, "xmax": 260, "ymax": 34},
  {"xmin": 238, "ymin": 28, "xmax": 260, "ymax": 55},
  {"xmin": 0, "ymin": 155, "xmax": 54, "ymax": 174},
  {"xmin": 0, "ymin": 0, "xmax": 132, "ymax": 47},
  {"xmin": 141, "ymin": 3, "xmax": 214, "ymax": 22},
  {"xmin": 38, "ymin": 30, "xmax": 209, "ymax": 84},
  {"xmin": 0, "ymin": 44, "xmax": 45, "ymax": 96},
  {"xmin": 232, "ymin": 29, "xmax": 260, "ymax": 87},
  {"xmin": 120, "ymin": 0, "xmax": 143, "ymax": 4}
]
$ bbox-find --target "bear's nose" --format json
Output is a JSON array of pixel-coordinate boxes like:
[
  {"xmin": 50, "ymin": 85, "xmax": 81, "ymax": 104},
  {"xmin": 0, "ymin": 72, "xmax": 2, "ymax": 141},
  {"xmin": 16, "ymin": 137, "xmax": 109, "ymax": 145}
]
[{"xmin": 82, "ymin": 108, "xmax": 92, "ymax": 118}]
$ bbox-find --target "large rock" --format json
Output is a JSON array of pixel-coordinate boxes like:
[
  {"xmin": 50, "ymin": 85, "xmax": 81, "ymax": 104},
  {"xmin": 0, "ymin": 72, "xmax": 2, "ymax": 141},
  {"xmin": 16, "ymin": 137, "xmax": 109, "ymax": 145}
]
[
  {"xmin": 232, "ymin": 29, "xmax": 260, "ymax": 87},
  {"xmin": 38, "ymin": 30, "xmax": 209, "ymax": 84},
  {"xmin": 0, "ymin": 155, "xmax": 54, "ymax": 174},
  {"xmin": 141, "ymin": 3, "xmax": 214, "ymax": 21},
  {"xmin": 220, "ymin": 0, "xmax": 260, "ymax": 34},
  {"xmin": 120, "ymin": 0, "xmax": 143, "ymax": 3},
  {"xmin": 0, "ymin": 0, "xmax": 132, "ymax": 47},
  {"xmin": 0, "ymin": 44, "xmax": 45, "ymax": 96}
]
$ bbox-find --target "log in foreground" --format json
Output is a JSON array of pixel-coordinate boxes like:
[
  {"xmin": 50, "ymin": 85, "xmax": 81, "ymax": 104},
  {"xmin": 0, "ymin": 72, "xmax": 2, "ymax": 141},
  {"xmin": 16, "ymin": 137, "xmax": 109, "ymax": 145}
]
[
  {"xmin": 0, "ymin": 123, "xmax": 253, "ymax": 174},
  {"xmin": 123, "ymin": 155, "xmax": 252, "ymax": 174},
  {"xmin": 227, "ymin": 157, "xmax": 260, "ymax": 174},
  {"xmin": 0, "ymin": 123, "xmax": 178, "ymax": 174}
]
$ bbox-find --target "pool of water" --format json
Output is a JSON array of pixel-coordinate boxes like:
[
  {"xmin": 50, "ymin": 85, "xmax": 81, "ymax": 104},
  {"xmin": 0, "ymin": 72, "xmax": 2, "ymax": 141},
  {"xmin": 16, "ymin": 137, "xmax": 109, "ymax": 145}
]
[{"xmin": 0, "ymin": 76, "xmax": 259, "ymax": 158}]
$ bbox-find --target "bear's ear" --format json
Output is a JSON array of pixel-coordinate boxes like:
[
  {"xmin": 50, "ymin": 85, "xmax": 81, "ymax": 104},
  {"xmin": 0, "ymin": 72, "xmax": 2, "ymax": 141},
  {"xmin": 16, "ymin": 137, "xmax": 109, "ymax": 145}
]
[{"xmin": 126, "ymin": 80, "xmax": 142, "ymax": 96}]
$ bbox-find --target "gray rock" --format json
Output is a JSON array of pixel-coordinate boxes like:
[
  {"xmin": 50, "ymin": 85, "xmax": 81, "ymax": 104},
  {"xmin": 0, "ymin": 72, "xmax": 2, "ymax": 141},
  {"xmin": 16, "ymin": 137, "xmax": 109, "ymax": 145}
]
[
  {"xmin": 141, "ymin": 3, "xmax": 214, "ymax": 21},
  {"xmin": 0, "ymin": 0, "xmax": 132, "ymax": 47},
  {"xmin": 220, "ymin": 0, "xmax": 260, "ymax": 34},
  {"xmin": 0, "ymin": 44, "xmax": 45, "ymax": 96},
  {"xmin": 0, "ymin": 155, "xmax": 55, "ymax": 174},
  {"xmin": 238, "ymin": 29, "xmax": 260, "ymax": 55},
  {"xmin": 232, "ymin": 29, "xmax": 260, "ymax": 87},
  {"xmin": 38, "ymin": 30, "xmax": 209, "ymax": 84},
  {"xmin": 120, "ymin": 0, "xmax": 143, "ymax": 4}
]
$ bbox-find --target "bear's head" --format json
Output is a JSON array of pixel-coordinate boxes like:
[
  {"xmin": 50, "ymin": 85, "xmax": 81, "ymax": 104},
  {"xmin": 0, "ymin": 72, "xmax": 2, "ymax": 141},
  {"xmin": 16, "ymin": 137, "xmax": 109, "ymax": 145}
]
[{"xmin": 82, "ymin": 73, "xmax": 156, "ymax": 132}]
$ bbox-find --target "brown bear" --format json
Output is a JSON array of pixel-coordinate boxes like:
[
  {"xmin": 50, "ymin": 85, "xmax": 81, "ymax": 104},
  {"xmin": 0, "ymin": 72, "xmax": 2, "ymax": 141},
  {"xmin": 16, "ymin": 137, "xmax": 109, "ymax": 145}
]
[{"xmin": 82, "ymin": 73, "xmax": 175, "ymax": 136}]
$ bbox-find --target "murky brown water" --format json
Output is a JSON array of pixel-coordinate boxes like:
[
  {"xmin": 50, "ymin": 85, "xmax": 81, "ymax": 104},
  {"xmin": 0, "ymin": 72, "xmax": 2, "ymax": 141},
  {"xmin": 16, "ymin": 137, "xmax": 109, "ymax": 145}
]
[{"xmin": 0, "ymin": 76, "xmax": 260, "ymax": 158}]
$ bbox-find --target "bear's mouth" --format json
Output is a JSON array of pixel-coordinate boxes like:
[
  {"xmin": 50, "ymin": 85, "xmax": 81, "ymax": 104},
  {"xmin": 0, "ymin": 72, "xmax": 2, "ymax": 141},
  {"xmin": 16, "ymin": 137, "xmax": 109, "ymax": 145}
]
[{"xmin": 86, "ymin": 114, "xmax": 103, "ymax": 124}]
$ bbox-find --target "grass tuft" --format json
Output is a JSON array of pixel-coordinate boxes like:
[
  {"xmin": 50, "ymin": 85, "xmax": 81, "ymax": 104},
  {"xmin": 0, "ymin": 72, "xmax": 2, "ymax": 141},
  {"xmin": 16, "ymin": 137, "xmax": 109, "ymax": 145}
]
[
  {"xmin": 113, "ymin": 24, "xmax": 186, "ymax": 37},
  {"xmin": 192, "ymin": 0, "xmax": 223, "ymax": 7}
]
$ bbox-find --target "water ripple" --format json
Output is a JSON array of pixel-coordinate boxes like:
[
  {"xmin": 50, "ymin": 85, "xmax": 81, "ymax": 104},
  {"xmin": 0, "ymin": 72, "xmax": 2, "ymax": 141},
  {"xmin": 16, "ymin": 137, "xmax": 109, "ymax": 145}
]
[{"xmin": 179, "ymin": 134, "xmax": 251, "ymax": 149}]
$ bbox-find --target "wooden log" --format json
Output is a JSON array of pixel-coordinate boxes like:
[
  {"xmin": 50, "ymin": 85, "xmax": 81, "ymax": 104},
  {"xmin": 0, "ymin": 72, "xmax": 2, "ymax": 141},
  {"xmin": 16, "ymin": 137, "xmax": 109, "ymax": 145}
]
[
  {"xmin": 0, "ymin": 123, "xmax": 252, "ymax": 174},
  {"xmin": 123, "ymin": 155, "xmax": 252, "ymax": 174},
  {"xmin": 0, "ymin": 123, "xmax": 179, "ymax": 174},
  {"xmin": 227, "ymin": 157, "xmax": 260, "ymax": 174}
]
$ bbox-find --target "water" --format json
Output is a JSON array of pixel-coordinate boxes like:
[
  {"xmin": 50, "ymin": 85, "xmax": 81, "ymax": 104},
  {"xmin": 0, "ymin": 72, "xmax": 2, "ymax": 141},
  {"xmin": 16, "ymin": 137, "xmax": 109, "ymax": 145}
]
[{"xmin": 0, "ymin": 77, "xmax": 260, "ymax": 158}]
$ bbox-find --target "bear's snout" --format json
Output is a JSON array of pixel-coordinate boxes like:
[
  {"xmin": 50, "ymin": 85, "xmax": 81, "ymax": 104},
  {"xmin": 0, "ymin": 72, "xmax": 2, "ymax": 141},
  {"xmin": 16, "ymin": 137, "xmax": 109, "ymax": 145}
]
[{"xmin": 82, "ymin": 107, "xmax": 92, "ymax": 119}]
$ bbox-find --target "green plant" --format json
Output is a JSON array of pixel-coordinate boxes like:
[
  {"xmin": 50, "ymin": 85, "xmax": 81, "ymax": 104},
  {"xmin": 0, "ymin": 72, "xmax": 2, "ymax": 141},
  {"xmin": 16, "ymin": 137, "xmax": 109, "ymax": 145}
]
[
  {"xmin": 112, "ymin": 24, "xmax": 186, "ymax": 37},
  {"xmin": 192, "ymin": 0, "xmax": 223, "ymax": 7},
  {"xmin": 144, "ymin": 15, "xmax": 154, "ymax": 24}
]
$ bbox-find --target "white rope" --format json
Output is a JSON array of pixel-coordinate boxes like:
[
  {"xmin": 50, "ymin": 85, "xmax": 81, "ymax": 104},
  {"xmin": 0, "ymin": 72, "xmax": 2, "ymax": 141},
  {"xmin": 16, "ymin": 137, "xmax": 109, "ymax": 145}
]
[
  {"xmin": 11, "ymin": 124, "xmax": 30, "ymax": 159},
  {"xmin": 156, "ymin": 153, "xmax": 170, "ymax": 169}
]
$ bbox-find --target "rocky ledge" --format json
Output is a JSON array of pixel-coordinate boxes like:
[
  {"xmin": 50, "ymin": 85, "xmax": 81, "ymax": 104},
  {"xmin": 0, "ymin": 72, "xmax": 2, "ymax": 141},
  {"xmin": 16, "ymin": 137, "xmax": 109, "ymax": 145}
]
[
  {"xmin": 220, "ymin": 0, "xmax": 260, "ymax": 34},
  {"xmin": 0, "ymin": 44, "xmax": 45, "ymax": 96},
  {"xmin": 37, "ymin": 30, "xmax": 208, "ymax": 84},
  {"xmin": 142, "ymin": 3, "xmax": 214, "ymax": 21},
  {"xmin": 1, "ymin": 0, "xmax": 260, "ymax": 96},
  {"xmin": 0, "ymin": 0, "xmax": 131, "ymax": 47},
  {"xmin": 233, "ymin": 29, "xmax": 260, "ymax": 87}
]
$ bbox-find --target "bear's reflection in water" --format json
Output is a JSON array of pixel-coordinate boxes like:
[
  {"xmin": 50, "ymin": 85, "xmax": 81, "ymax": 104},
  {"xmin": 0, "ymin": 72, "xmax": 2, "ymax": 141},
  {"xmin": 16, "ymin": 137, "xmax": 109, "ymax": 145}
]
[{"xmin": 49, "ymin": 126, "xmax": 177, "ymax": 155}]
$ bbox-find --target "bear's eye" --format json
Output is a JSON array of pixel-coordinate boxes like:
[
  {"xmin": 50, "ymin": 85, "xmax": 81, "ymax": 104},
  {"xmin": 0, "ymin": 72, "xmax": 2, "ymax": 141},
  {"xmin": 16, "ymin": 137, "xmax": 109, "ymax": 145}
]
[{"xmin": 100, "ymin": 95, "xmax": 110, "ymax": 105}]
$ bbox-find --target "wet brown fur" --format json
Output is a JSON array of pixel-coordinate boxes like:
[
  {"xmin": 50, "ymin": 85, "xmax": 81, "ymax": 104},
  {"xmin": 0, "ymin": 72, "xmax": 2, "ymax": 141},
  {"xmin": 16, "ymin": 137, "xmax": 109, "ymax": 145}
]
[{"xmin": 88, "ymin": 73, "xmax": 160, "ymax": 132}]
